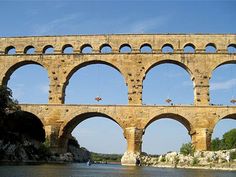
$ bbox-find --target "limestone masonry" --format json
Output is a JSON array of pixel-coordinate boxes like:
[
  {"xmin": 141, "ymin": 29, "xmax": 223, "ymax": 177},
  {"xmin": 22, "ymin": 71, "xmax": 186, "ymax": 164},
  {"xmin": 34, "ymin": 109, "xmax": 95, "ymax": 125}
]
[{"xmin": 0, "ymin": 34, "xmax": 236, "ymax": 166}]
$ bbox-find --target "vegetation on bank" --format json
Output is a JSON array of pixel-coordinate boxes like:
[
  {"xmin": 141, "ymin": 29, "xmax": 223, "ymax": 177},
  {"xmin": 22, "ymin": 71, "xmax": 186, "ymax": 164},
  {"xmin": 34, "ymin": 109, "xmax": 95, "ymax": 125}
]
[
  {"xmin": 90, "ymin": 152, "xmax": 122, "ymax": 163},
  {"xmin": 0, "ymin": 85, "xmax": 52, "ymax": 161},
  {"xmin": 211, "ymin": 129, "xmax": 236, "ymax": 151},
  {"xmin": 179, "ymin": 129, "xmax": 236, "ymax": 158},
  {"xmin": 180, "ymin": 142, "xmax": 195, "ymax": 156}
]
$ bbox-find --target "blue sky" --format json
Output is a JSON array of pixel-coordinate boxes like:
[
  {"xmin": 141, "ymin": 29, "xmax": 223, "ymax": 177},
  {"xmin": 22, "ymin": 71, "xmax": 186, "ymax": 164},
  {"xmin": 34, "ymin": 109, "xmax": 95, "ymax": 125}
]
[{"xmin": 2, "ymin": 0, "xmax": 236, "ymax": 154}]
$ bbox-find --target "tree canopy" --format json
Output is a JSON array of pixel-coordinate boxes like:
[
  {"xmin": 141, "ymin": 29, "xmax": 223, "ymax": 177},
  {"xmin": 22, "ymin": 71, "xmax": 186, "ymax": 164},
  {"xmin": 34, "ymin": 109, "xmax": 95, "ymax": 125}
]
[
  {"xmin": 0, "ymin": 85, "xmax": 19, "ymax": 119},
  {"xmin": 211, "ymin": 129, "xmax": 236, "ymax": 150},
  {"xmin": 0, "ymin": 85, "xmax": 45, "ymax": 142}
]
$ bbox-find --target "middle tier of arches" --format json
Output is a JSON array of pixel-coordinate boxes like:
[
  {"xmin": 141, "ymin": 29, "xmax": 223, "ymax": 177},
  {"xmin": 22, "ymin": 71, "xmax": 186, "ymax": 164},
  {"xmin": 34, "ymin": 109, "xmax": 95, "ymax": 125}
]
[{"xmin": 1, "ymin": 53, "xmax": 236, "ymax": 105}]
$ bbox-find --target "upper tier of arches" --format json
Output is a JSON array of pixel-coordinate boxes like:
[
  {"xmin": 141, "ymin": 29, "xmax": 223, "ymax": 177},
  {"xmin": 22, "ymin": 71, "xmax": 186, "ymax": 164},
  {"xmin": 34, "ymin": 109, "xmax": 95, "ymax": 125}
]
[{"xmin": 0, "ymin": 34, "xmax": 235, "ymax": 55}]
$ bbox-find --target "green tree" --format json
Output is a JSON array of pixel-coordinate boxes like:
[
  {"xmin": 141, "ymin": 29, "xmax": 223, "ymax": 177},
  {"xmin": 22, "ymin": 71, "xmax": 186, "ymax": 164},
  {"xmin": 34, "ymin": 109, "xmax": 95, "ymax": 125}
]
[
  {"xmin": 0, "ymin": 85, "xmax": 20, "ymax": 133},
  {"xmin": 210, "ymin": 137, "xmax": 222, "ymax": 151},
  {"xmin": 222, "ymin": 129, "xmax": 236, "ymax": 149},
  {"xmin": 0, "ymin": 85, "xmax": 19, "ymax": 118},
  {"xmin": 211, "ymin": 128, "xmax": 236, "ymax": 151},
  {"xmin": 180, "ymin": 142, "xmax": 195, "ymax": 156}
]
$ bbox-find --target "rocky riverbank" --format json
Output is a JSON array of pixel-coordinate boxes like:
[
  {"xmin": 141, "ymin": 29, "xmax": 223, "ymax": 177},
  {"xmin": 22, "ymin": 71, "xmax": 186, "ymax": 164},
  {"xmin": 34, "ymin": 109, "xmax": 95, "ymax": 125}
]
[
  {"xmin": 0, "ymin": 133, "xmax": 90, "ymax": 163},
  {"xmin": 141, "ymin": 149, "xmax": 236, "ymax": 170}
]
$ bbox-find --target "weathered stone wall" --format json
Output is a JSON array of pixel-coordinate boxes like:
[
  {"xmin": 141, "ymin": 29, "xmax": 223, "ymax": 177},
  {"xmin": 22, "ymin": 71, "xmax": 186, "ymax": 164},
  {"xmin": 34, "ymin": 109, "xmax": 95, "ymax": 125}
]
[{"xmin": 0, "ymin": 34, "xmax": 236, "ymax": 166}]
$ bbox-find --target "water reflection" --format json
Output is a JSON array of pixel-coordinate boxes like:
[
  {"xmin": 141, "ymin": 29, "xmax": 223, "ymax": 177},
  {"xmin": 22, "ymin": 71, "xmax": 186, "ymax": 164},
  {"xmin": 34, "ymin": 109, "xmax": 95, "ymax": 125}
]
[{"xmin": 0, "ymin": 164, "xmax": 235, "ymax": 177}]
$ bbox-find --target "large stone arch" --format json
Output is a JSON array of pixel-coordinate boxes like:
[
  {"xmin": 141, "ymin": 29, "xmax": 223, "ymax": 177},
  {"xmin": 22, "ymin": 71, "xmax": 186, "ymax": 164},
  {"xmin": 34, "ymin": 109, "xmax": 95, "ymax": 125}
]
[
  {"xmin": 142, "ymin": 59, "xmax": 194, "ymax": 104},
  {"xmin": 1, "ymin": 60, "xmax": 48, "ymax": 85},
  {"xmin": 63, "ymin": 60, "xmax": 128, "ymax": 102},
  {"xmin": 20, "ymin": 106, "xmax": 47, "ymax": 125},
  {"xmin": 143, "ymin": 59, "xmax": 194, "ymax": 81},
  {"xmin": 144, "ymin": 113, "xmax": 192, "ymax": 133},
  {"xmin": 58, "ymin": 111, "xmax": 125, "ymax": 150},
  {"xmin": 209, "ymin": 60, "xmax": 236, "ymax": 105},
  {"xmin": 142, "ymin": 113, "xmax": 192, "ymax": 154},
  {"xmin": 210, "ymin": 60, "xmax": 236, "ymax": 78},
  {"xmin": 59, "ymin": 112, "xmax": 124, "ymax": 137},
  {"xmin": 212, "ymin": 113, "xmax": 236, "ymax": 131},
  {"xmin": 7, "ymin": 110, "xmax": 46, "ymax": 142}
]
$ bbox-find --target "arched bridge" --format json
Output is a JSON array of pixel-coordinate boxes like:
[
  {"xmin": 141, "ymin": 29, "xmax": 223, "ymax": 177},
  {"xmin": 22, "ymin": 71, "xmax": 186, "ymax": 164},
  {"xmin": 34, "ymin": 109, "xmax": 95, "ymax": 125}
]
[{"xmin": 0, "ymin": 34, "xmax": 236, "ymax": 166}]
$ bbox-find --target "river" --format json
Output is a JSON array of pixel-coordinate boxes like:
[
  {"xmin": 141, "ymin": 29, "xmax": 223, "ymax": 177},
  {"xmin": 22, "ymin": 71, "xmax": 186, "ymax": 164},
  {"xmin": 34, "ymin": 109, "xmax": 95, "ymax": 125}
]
[{"xmin": 0, "ymin": 163, "xmax": 236, "ymax": 177}]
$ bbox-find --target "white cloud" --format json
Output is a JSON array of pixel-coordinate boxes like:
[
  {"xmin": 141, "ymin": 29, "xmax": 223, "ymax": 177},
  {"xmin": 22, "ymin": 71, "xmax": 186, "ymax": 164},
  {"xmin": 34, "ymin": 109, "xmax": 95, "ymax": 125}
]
[
  {"xmin": 30, "ymin": 11, "xmax": 171, "ymax": 35},
  {"xmin": 211, "ymin": 78, "xmax": 236, "ymax": 91},
  {"xmin": 127, "ymin": 16, "xmax": 171, "ymax": 33},
  {"xmin": 32, "ymin": 14, "xmax": 80, "ymax": 35}
]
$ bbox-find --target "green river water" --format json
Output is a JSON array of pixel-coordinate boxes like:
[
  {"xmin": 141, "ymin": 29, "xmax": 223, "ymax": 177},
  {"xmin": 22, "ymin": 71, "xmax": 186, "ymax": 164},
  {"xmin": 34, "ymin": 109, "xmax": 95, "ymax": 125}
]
[{"xmin": 0, "ymin": 163, "xmax": 236, "ymax": 177}]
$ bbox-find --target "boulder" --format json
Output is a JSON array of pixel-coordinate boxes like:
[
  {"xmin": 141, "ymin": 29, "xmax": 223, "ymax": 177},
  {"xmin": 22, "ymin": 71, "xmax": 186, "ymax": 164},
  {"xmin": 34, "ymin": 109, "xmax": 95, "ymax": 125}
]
[{"xmin": 121, "ymin": 151, "xmax": 141, "ymax": 166}]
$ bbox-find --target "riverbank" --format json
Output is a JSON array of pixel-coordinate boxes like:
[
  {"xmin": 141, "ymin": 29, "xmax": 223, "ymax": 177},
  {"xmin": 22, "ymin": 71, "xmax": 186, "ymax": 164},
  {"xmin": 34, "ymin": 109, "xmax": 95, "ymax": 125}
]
[
  {"xmin": 0, "ymin": 133, "xmax": 90, "ymax": 163},
  {"xmin": 141, "ymin": 149, "xmax": 236, "ymax": 171},
  {"xmin": 143, "ymin": 162, "xmax": 236, "ymax": 171}
]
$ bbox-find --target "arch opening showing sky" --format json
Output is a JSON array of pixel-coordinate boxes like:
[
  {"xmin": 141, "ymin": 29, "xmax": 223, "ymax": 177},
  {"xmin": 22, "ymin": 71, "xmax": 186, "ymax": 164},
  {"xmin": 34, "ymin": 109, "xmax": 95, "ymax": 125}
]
[
  {"xmin": 8, "ymin": 64, "xmax": 49, "ymax": 104},
  {"xmin": 143, "ymin": 63, "xmax": 193, "ymax": 105},
  {"xmin": 71, "ymin": 117, "xmax": 126, "ymax": 154},
  {"xmin": 143, "ymin": 119, "xmax": 191, "ymax": 154},
  {"xmin": 65, "ymin": 64, "xmax": 128, "ymax": 105}
]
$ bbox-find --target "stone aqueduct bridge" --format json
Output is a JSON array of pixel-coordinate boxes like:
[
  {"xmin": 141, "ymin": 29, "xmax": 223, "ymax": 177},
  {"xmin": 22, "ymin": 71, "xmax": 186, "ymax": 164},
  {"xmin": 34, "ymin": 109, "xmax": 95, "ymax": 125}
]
[{"xmin": 0, "ymin": 34, "xmax": 236, "ymax": 165}]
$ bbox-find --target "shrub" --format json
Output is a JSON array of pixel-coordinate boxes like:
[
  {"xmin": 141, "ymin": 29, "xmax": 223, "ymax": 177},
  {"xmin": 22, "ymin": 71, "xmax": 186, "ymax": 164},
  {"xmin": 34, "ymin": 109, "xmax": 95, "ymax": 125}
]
[
  {"xmin": 192, "ymin": 157, "xmax": 199, "ymax": 166},
  {"xmin": 160, "ymin": 156, "xmax": 166, "ymax": 162},
  {"xmin": 38, "ymin": 143, "xmax": 52, "ymax": 159},
  {"xmin": 180, "ymin": 142, "xmax": 195, "ymax": 156},
  {"xmin": 230, "ymin": 151, "xmax": 236, "ymax": 160}
]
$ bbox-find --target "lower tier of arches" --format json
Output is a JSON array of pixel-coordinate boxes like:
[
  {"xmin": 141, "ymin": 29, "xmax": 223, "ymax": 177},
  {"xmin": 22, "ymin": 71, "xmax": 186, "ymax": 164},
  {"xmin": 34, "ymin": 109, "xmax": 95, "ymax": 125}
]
[{"xmin": 19, "ymin": 104, "xmax": 236, "ymax": 166}]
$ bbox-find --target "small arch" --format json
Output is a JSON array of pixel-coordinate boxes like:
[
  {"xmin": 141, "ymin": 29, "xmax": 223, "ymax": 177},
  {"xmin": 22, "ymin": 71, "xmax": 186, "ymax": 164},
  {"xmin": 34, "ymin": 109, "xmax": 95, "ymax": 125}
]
[
  {"xmin": 144, "ymin": 113, "xmax": 191, "ymax": 132},
  {"xmin": 184, "ymin": 43, "xmax": 195, "ymax": 53},
  {"xmin": 100, "ymin": 44, "xmax": 112, "ymax": 53},
  {"xmin": 81, "ymin": 44, "xmax": 93, "ymax": 54},
  {"xmin": 228, "ymin": 44, "xmax": 236, "ymax": 53},
  {"xmin": 5, "ymin": 46, "xmax": 16, "ymax": 55},
  {"xmin": 162, "ymin": 44, "xmax": 174, "ymax": 53},
  {"xmin": 119, "ymin": 44, "xmax": 132, "ymax": 53},
  {"xmin": 205, "ymin": 43, "xmax": 217, "ymax": 53},
  {"xmin": 43, "ymin": 45, "xmax": 54, "ymax": 54},
  {"xmin": 140, "ymin": 43, "xmax": 152, "ymax": 53},
  {"xmin": 24, "ymin": 45, "xmax": 35, "ymax": 54},
  {"xmin": 62, "ymin": 44, "xmax": 74, "ymax": 54}
]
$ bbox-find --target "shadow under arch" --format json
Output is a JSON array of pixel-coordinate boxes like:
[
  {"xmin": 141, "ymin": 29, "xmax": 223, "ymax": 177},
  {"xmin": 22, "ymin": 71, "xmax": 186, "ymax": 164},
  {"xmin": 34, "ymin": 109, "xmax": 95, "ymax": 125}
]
[
  {"xmin": 63, "ymin": 60, "xmax": 127, "ymax": 102},
  {"xmin": 144, "ymin": 113, "xmax": 192, "ymax": 132},
  {"xmin": 58, "ymin": 112, "xmax": 124, "ymax": 149},
  {"xmin": 143, "ymin": 59, "xmax": 193, "ymax": 81},
  {"xmin": 6, "ymin": 110, "xmax": 46, "ymax": 142},
  {"xmin": 2, "ymin": 60, "xmax": 47, "ymax": 85}
]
